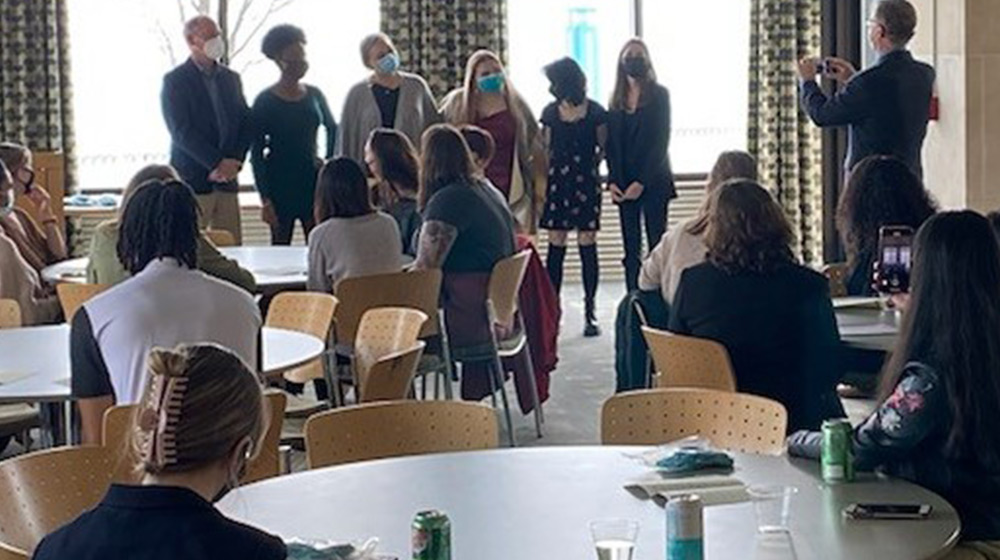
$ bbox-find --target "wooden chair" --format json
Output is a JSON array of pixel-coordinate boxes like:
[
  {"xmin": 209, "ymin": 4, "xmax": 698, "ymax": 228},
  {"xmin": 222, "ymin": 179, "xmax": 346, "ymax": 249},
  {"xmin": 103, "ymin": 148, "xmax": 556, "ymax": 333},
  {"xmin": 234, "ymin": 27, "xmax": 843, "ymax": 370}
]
[
  {"xmin": 450, "ymin": 251, "xmax": 543, "ymax": 446},
  {"xmin": 353, "ymin": 307, "xmax": 427, "ymax": 395},
  {"xmin": 55, "ymin": 283, "xmax": 109, "ymax": 322},
  {"xmin": 600, "ymin": 388, "xmax": 788, "ymax": 456},
  {"xmin": 204, "ymin": 228, "xmax": 237, "ymax": 247},
  {"xmin": 0, "ymin": 300, "xmax": 21, "ymax": 329},
  {"xmin": 359, "ymin": 342, "xmax": 426, "ymax": 403},
  {"xmin": 101, "ymin": 391, "xmax": 287, "ymax": 485},
  {"xmin": 641, "ymin": 328, "xmax": 737, "ymax": 392},
  {"xmin": 0, "ymin": 541, "xmax": 26, "ymax": 560},
  {"xmin": 0, "ymin": 446, "xmax": 115, "ymax": 555},
  {"xmin": 265, "ymin": 292, "xmax": 338, "ymax": 384},
  {"xmin": 822, "ymin": 263, "xmax": 849, "ymax": 298},
  {"xmin": 304, "ymin": 400, "xmax": 499, "ymax": 469}
]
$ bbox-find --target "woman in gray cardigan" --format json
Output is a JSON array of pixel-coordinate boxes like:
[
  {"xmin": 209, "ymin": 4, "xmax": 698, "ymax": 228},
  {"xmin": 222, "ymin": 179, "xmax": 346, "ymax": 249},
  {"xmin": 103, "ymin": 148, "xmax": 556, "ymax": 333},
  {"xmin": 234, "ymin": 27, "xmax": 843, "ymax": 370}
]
[{"xmin": 336, "ymin": 33, "xmax": 441, "ymax": 164}]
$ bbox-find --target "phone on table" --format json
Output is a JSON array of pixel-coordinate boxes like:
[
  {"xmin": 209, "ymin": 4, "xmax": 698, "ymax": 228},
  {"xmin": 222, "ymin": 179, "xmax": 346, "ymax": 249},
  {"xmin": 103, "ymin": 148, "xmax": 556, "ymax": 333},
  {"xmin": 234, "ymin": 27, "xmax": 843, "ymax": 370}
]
[
  {"xmin": 876, "ymin": 226, "xmax": 914, "ymax": 294},
  {"xmin": 844, "ymin": 503, "xmax": 932, "ymax": 520}
]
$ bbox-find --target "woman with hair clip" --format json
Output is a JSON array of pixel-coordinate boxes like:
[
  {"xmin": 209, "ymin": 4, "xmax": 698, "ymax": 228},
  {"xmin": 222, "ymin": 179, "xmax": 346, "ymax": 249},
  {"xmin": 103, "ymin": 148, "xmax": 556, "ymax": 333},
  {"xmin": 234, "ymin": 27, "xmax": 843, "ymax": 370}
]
[
  {"xmin": 440, "ymin": 50, "xmax": 544, "ymax": 232},
  {"xmin": 540, "ymin": 57, "xmax": 608, "ymax": 336},
  {"xmin": 364, "ymin": 128, "xmax": 422, "ymax": 255},
  {"xmin": 35, "ymin": 344, "xmax": 286, "ymax": 559},
  {"xmin": 606, "ymin": 38, "xmax": 676, "ymax": 292},
  {"xmin": 790, "ymin": 211, "xmax": 1000, "ymax": 556}
]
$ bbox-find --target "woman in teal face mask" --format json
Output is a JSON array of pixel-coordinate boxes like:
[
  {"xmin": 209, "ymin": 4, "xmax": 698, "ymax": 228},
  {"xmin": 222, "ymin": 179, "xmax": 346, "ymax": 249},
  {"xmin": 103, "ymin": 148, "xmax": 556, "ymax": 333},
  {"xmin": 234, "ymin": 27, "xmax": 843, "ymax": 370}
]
[
  {"xmin": 440, "ymin": 50, "xmax": 545, "ymax": 234},
  {"xmin": 336, "ymin": 33, "xmax": 441, "ymax": 166}
]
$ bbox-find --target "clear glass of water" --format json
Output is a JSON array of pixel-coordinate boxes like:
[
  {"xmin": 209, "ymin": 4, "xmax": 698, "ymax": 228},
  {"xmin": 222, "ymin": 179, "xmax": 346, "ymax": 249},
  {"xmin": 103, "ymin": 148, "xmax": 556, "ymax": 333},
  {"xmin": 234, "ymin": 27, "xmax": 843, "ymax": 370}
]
[
  {"xmin": 590, "ymin": 519, "xmax": 639, "ymax": 560},
  {"xmin": 748, "ymin": 485, "xmax": 798, "ymax": 533}
]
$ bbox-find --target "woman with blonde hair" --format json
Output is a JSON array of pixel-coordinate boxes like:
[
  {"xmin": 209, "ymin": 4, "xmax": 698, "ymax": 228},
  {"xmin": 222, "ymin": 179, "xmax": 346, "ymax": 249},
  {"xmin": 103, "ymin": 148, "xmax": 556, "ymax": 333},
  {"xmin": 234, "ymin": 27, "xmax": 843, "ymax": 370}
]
[
  {"xmin": 440, "ymin": 50, "xmax": 544, "ymax": 232},
  {"xmin": 34, "ymin": 344, "xmax": 286, "ymax": 559}
]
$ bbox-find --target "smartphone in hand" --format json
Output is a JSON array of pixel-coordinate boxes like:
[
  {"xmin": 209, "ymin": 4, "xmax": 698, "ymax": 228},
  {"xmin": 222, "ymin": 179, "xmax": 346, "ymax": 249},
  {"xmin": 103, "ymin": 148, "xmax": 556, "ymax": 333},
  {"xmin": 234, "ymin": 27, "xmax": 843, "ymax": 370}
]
[{"xmin": 876, "ymin": 226, "xmax": 914, "ymax": 294}]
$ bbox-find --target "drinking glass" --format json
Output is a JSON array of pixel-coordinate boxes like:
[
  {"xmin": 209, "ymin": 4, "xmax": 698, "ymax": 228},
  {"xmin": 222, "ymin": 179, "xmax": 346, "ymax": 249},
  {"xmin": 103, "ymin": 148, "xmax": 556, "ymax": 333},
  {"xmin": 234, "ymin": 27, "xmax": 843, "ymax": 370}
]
[
  {"xmin": 748, "ymin": 485, "xmax": 798, "ymax": 533},
  {"xmin": 589, "ymin": 519, "xmax": 639, "ymax": 560}
]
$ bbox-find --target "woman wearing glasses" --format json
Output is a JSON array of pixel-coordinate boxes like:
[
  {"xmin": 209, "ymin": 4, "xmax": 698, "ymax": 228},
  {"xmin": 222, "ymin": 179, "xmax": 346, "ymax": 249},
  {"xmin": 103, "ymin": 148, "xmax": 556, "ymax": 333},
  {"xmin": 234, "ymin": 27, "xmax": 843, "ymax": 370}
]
[{"xmin": 0, "ymin": 142, "xmax": 68, "ymax": 272}]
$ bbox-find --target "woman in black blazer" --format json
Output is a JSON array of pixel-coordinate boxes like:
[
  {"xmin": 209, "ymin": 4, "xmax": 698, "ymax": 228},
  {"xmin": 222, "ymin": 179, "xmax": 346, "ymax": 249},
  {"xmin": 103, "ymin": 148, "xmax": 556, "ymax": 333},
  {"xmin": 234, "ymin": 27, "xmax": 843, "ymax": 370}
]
[
  {"xmin": 606, "ymin": 38, "xmax": 676, "ymax": 291},
  {"xmin": 668, "ymin": 180, "xmax": 845, "ymax": 432}
]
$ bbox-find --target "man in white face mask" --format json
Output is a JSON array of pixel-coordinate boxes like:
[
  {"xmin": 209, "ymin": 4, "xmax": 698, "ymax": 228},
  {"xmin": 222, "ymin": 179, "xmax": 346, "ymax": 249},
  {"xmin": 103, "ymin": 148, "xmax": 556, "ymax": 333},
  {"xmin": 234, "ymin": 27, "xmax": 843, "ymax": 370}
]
[{"xmin": 161, "ymin": 15, "xmax": 252, "ymax": 244}]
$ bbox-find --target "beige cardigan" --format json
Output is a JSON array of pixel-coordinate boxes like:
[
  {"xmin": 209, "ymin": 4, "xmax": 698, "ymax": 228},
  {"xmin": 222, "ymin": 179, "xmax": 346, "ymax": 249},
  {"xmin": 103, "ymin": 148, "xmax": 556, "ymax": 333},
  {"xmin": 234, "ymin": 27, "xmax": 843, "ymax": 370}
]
[
  {"xmin": 336, "ymin": 72, "xmax": 441, "ymax": 163},
  {"xmin": 0, "ymin": 230, "xmax": 59, "ymax": 325}
]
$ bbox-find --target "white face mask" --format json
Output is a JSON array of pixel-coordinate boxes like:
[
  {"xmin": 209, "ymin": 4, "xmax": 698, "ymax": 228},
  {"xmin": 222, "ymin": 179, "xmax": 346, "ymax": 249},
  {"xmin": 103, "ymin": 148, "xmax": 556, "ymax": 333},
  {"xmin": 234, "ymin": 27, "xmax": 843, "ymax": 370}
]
[{"xmin": 202, "ymin": 36, "xmax": 225, "ymax": 61}]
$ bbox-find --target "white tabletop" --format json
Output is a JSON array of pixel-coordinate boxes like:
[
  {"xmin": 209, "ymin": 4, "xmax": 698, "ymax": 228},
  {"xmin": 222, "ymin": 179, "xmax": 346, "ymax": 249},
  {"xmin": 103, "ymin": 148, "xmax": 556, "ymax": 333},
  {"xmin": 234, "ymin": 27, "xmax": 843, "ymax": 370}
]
[
  {"xmin": 0, "ymin": 325, "xmax": 323, "ymax": 404},
  {"xmin": 219, "ymin": 446, "xmax": 959, "ymax": 560},
  {"xmin": 836, "ymin": 306, "xmax": 900, "ymax": 352}
]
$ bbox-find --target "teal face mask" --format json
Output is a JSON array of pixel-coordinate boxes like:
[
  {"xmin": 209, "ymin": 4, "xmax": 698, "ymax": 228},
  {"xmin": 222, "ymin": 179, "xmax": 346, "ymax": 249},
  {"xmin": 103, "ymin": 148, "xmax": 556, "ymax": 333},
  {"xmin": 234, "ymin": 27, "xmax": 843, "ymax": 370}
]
[{"xmin": 477, "ymin": 73, "xmax": 505, "ymax": 93}]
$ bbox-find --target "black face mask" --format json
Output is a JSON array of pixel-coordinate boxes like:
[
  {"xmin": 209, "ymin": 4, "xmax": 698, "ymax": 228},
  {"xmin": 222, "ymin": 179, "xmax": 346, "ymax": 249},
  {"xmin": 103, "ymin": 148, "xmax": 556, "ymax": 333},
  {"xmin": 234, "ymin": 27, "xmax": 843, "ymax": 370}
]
[{"xmin": 623, "ymin": 56, "xmax": 648, "ymax": 78}]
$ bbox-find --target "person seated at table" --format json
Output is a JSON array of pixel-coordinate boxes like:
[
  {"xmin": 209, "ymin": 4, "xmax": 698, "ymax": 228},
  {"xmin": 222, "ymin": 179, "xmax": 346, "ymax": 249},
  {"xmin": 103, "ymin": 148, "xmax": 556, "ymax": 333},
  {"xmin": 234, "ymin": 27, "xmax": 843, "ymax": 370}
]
[
  {"xmin": 71, "ymin": 179, "xmax": 261, "ymax": 445},
  {"xmin": 0, "ymin": 158, "xmax": 60, "ymax": 325},
  {"xmin": 35, "ymin": 344, "xmax": 286, "ymax": 560},
  {"xmin": 0, "ymin": 142, "xmax": 67, "ymax": 272},
  {"xmin": 790, "ymin": 211, "xmax": 1000, "ymax": 555},
  {"xmin": 669, "ymin": 180, "xmax": 844, "ymax": 432},
  {"xmin": 837, "ymin": 155, "xmax": 936, "ymax": 296},
  {"xmin": 414, "ymin": 124, "xmax": 516, "ymax": 400},
  {"xmin": 307, "ymin": 157, "xmax": 402, "ymax": 293},
  {"xmin": 364, "ymin": 128, "xmax": 422, "ymax": 255},
  {"xmin": 86, "ymin": 164, "xmax": 256, "ymax": 292},
  {"xmin": 639, "ymin": 150, "xmax": 757, "ymax": 307}
]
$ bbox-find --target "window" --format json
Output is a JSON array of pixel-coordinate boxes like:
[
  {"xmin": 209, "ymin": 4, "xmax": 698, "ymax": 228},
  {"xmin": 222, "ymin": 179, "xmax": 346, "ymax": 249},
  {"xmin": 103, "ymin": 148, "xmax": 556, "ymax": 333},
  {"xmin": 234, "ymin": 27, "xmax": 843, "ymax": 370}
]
[
  {"xmin": 68, "ymin": 0, "xmax": 378, "ymax": 191},
  {"xmin": 508, "ymin": 0, "xmax": 750, "ymax": 173}
]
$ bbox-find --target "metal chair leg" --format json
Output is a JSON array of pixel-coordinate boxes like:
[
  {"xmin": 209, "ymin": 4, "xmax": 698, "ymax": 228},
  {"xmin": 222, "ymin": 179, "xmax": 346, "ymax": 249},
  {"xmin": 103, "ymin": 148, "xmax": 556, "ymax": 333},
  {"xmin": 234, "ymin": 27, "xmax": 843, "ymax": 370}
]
[
  {"xmin": 492, "ymin": 355, "xmax": 517, "ymax": 447},
  {"xmin": 438, "ymin": 312, "xmax": 456, "ymax": 399}
]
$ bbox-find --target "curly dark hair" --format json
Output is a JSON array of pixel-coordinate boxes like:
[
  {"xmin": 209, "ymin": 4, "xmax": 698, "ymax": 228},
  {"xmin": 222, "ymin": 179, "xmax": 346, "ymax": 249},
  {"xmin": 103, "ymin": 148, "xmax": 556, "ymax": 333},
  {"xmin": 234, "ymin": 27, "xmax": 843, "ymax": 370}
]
[
  {"xmin": 261, "ymin": 24, "xmax": 306, "ymax": 60},
  {"xmin": 837, "ymin": 155, "xmax": 937, "ymax": 271},
  {"xmin": 705, "ymin": 179, "xmax": 795, "ymax": 274},
  {"xmin": 544, "ymin": 57, "xmax": 587, "ymax": 105}
]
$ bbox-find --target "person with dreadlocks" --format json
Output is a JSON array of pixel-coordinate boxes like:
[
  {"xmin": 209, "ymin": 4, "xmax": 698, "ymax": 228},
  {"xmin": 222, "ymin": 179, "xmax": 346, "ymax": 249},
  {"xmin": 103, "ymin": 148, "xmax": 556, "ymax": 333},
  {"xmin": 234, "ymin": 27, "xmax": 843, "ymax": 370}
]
[{"xmin": 70, "ymin": 178, "xmax": 261, "ymax": 445}]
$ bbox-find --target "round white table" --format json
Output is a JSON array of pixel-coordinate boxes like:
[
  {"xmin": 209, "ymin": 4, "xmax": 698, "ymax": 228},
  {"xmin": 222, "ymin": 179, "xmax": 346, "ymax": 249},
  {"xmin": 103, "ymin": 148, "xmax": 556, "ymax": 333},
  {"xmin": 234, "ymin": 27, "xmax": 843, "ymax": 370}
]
[
  {"xmin": 0, "ymin": 325, "xmax": 323, "ymax": 405},
  {"xmin": 219, "ymin": 447, "xmax": 959, "ymax": 560},
  {"xmin": 836, "ymin": 307, "xmax": 900, "ymax": 352}
]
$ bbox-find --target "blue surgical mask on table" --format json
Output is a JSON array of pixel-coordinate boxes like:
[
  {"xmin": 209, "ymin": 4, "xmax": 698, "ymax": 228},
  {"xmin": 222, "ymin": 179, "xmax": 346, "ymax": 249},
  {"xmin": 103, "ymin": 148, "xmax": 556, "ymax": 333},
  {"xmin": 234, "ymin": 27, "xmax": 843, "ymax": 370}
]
[
  {"xmin": 376, "ymin": 52, "xmax": 400, "ymax": 75},
  {"xmin": 477, "ymin": 73, "xmax": 505, "ymax": 94}
]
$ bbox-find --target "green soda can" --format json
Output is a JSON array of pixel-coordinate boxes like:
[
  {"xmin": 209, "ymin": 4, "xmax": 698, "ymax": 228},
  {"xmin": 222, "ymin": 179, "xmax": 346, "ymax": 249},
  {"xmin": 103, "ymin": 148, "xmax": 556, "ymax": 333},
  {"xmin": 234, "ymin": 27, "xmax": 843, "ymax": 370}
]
[
  {"xmin": 821, "ymin": 419, "xmax": 855, "ymax": 483},
  {"xmin": 412, "ymin": 510, "xmax": 451, "ymax": 560}
]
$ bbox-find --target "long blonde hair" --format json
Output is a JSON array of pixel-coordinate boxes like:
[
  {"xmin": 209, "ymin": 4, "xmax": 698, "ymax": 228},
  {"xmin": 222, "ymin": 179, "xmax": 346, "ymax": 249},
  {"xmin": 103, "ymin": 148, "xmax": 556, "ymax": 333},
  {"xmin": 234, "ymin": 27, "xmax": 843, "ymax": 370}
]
[
  {"xmin": 457, "ymin": 50, "xmax": 531, "ymax": 129},
  {"xmin": 608, "ymin": 38, "xmax": 657, "ymax": 111}
]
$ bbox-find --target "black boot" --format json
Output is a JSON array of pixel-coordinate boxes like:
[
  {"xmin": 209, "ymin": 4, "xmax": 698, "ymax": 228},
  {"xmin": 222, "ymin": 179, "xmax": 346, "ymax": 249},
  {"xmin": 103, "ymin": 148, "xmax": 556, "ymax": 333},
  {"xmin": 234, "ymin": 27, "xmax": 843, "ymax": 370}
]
[
  {"xmin": 580, "ymin": 243, "xmax": 601, "ymax": 337},
  {"xmin": 546, "ymin": 244, "xmax": 567, "ymax": 295}
]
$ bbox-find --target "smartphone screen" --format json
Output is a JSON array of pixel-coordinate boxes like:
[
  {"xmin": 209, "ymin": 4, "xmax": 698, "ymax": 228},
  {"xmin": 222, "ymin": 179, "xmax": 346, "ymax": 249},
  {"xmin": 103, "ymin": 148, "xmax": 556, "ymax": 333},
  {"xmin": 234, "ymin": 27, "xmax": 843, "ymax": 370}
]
[
  {"xmin": 877, "ymin": 226, "xmax": 914, "ymax": 294},
  {"xmin": 847, "ymin": 503, "xmax": 932, "ymax": 519}
]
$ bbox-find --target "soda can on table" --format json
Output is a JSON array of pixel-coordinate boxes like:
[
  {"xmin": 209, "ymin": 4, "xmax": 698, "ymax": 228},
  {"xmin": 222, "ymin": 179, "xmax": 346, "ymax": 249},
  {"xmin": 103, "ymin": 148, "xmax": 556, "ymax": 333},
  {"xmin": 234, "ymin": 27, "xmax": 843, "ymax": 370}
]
[
  {"xmin": 412, "ymin": 510, "xmax": 451, "ymax": 560},
  {"xmin": 666, "ymin": 494, "xmax": 704, "ymax": 560},
  {"xmin": 822, "ymin": 418, "xmax": 855, "ymax": 483}
]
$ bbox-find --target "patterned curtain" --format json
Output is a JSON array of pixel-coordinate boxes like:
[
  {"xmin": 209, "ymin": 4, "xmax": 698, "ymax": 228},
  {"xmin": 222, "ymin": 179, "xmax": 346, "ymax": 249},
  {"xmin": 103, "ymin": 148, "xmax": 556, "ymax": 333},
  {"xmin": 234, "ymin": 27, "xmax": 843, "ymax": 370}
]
[
  {"xmin": 381, "ymin": 0, "xmax": 508, "ymax": 99},
  {"xmin": 748, "ymin": 0, "xmax": 822, "ymax": 264},
  {"xmin": 0, "ymin": 0, "xmax": 76, "ymax": 190}
]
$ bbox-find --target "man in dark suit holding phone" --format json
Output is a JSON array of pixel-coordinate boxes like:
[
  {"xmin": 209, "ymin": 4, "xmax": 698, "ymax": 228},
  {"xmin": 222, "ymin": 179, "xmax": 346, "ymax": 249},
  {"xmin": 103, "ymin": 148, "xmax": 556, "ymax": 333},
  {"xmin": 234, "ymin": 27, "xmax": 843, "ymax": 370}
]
[
  {"xmin": 797, "ymin": 0, "xmax": 934, "ymax": 180},
  {"xmin": 161, "ymin": 16, "xmax": 251, "ymax": 244}
]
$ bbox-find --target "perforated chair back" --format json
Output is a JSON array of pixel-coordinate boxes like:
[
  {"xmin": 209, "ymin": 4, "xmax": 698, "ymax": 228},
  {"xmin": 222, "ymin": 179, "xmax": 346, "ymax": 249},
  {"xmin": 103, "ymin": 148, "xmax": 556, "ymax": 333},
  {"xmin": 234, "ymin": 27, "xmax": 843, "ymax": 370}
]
[
  {"xmin": 354, "ymin": 307, "xmax": 427, "ymax": 388},
  {"xmin": 822, "ymin": 263, "xmax": 849, "ymax": 298},
  {"xmin": 0, "ymin": 446, "xmax": 115, "ymax": 554},
  {"xmin": 0, "ymin": 300, "xmax": 21, "ymax": 329},
  {"xmin": 204, "ymin": 229, "xmax": 237, "ymax": 247},
  {"xmin": 360, "ymin": 342, "xmax": 425, "ymax": 403},
  {"xmin": 334, "ymin": 269, "xmax": 443, "ymax": 344},
  {"xmin": 601, "ymin": 388, "xmax": 787, "ymax": 455},
  {"xmin": 242, "ymin": 391, "xmax": 287, "ymax": 483},
  {"xmin": 304, "ymin": 400, "xmax": 499, "ymax": 469},
  {"xmin": 265, "ymin": 292, "xmax": 338, "ymax": 383},
  {"xmin": 56, "ymin": 283, "xmax": 109, "ymax": 322},
  {"xmin": 0, "ymin": 541, "xmax": 26, "ymax": 560},
  {"xmin": 487, "ymin": 251, "xmax": 531, "ymax": 328},
  {"xmin": 642, "ymin": 328, "xmax": 737, "ymax": 392}
]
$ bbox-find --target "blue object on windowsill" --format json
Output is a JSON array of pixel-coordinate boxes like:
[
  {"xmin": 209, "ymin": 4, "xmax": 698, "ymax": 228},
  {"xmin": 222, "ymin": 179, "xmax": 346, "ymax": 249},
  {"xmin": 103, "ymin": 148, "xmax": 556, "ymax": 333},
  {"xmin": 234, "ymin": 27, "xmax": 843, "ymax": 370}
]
[{"xmin": 64, "ymin": 194, "xmax": 118, "ymax": 208}]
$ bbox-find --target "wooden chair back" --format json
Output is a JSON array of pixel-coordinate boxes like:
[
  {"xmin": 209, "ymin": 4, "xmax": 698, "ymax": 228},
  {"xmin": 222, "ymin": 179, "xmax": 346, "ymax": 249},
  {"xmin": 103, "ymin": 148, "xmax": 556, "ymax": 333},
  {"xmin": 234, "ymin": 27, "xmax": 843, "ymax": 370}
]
[
  {"xmin": 822, "ymin": 263, "xmax": 849, "ymax": 298},
  {"xmin": 56, "ymin": 283, "xmax": 109, "ymax": 322},
  {"xmin": 487, "ymin": 251, "xmax": 531, "ymax": 328},
  {"xmin": 304, "ymin": 400, "xmax": 498, "ymax": 469},
  {"xmin": 601, "ymin": 388, "xmax": 788, "ymax": 455},
  {"xmin": 333, "ymin": 269, "xmax": 443, "ymax": 343},
  {"xmin": 242, "ymin": 391, "xmax": 287, "ymax": 483},
  {"xmin": 0, "ymin": 446, "xmax": 114, "ymax": 554},
  {"xmin": 265, "ymin": 292, "xmax": 338, "ymax": 383},
  {"xmin": 354, "ymin": 307, "xmax": 427, "ymax": 388},
  {"xmin": 0, "ymin": 300, "xmax": 21, "ymax": 329},
  {"xmin": 360, "ymin": 342, "xmax": 425, "ymax": 403},
  {"xmin": 0, "ymin": 541, "xmax": 26, "ymax": 560},
  {"xmin": 204, "ymin": 228, "xmax": 237, "ymax": 247},
  {"xmin": 642, "ymin": 328, "xmax": 737, "ymax": 392}
]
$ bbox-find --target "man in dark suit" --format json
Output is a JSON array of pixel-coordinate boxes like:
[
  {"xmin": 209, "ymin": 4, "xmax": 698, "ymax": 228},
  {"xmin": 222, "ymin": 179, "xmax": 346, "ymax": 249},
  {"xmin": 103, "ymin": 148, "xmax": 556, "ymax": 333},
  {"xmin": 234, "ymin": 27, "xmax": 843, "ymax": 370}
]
[
  {"xmin": 798, "ymin": 0, "xmax": 934, "ymax": 180},
  {"xmin": 161, "ymin": 16, "xmax": 251, "ymax": 243}
]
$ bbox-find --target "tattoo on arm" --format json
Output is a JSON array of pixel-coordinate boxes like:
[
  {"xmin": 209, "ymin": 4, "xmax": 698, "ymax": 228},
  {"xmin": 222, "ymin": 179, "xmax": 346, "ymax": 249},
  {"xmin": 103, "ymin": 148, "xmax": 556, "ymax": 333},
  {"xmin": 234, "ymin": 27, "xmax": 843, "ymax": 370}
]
[{"xmin": 415, "ymin": 220, "xmax": 458, "ymax": 270}]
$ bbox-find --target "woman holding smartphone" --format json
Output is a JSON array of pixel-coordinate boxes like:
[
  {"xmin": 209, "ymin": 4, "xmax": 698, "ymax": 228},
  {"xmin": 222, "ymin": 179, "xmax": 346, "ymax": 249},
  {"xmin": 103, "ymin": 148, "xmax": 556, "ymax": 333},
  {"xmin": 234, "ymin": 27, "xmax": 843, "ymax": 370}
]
[
  {"xmin": 790, "ymin": 211, "xmax": 1000, "ymax": 553},
  {"xmin": 606, "ymin": 39, "xmax": 675, "ymax": 292}
]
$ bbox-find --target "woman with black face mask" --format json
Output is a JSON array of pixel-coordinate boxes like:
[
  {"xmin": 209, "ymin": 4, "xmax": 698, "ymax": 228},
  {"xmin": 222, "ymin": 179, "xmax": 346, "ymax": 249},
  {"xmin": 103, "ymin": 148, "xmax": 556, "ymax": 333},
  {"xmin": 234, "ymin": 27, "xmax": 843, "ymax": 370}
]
[
  {"xmin": 250, "ymin": 24, "xmax": 337, "ymax": 245},
  {"xmin": 540, "ymin": 57, "xmax": 608, "ymax": 336},
  {"xmin": 606, "ymin": 38, "xmax": 676, "ymax": 292}
]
